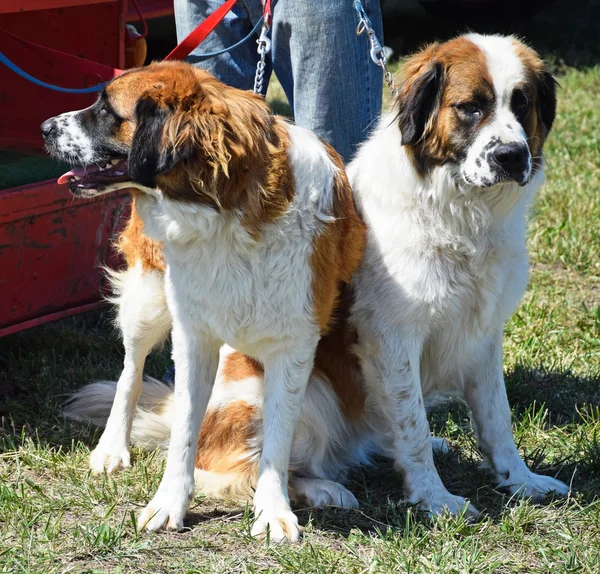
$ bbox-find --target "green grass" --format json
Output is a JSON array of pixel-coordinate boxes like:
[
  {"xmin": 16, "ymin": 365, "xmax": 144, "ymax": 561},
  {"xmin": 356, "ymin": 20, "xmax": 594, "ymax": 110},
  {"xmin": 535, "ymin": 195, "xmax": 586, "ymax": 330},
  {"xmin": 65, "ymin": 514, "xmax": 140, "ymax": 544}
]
[{"xmin": 2, "ymin": 14, "xmax": 600, "ymax": 574}]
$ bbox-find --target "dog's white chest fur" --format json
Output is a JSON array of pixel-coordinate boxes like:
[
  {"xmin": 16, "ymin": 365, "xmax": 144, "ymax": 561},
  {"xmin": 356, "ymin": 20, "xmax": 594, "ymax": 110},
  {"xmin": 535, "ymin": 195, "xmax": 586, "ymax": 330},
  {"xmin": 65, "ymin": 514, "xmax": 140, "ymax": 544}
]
[
  {"xmin": 167, "ymin": 216, "xmax": 314, "ymax": 355},
  {"xmin": 349, "ymin": 116, "xmax": 539, "ymax": 393},
  {"xmin": 134, "ymin": 124, "xmax": 335, "ymax": 358}
]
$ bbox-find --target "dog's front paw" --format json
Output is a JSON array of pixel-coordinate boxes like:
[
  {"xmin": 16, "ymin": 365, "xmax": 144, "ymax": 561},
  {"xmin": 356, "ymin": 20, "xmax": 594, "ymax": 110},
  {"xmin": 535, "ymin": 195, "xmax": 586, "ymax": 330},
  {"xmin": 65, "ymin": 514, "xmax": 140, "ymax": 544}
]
[
  {"xmin": 497, "ymin": 469, "xmax": 569, "ymax": 501},
  {"xmin": 89, "ymin": 439, "xmax": 130, "ymax": 474},
  {"xmin": 251, "ymin": 505, "xmax": 301, "ymax": 543},
  {"xmin": 139, "ymin": 481, "xmax": 194, "ymax": 532}
]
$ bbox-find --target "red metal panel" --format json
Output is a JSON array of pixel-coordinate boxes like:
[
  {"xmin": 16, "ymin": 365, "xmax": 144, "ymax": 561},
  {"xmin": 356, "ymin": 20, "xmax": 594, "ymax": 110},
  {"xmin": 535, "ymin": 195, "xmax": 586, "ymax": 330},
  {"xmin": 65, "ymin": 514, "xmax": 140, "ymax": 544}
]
[
  {"xmin": 0, "ymin": 1, "xmax": 125, "ymax": 152},
  {"xmin": 0, "ymin": 301, "xmax": 107, "ymax": 337},
  {"xmin": 0, "ymin": 1, "xmax": 108, "ymax": 14},
  {"xmin": 0, "ymin": 180, "xmax": 130, "ymax": 334},
  {"xmin": 126, "ymin": 0, "xmax": 174, "ymax": 22},
  {"xmin": 0, "ymin": 1, "xmax": 133, "ymax": 336}
]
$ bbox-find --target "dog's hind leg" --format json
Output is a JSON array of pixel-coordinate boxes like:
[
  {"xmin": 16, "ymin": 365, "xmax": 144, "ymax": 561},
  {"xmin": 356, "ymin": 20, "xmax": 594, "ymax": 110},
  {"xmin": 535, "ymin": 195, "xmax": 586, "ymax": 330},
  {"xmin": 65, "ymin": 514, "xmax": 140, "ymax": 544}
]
[
  {"xmin": 290, "ymin": 477, "xmax": 358, "ymax": 509},
  {"xmin": 465, "ymin": 330, "xmax": 570, "ymax": 501},
  {"xmin": 90, "ymin": 263, "xmax": 171, "ymax": 474}
]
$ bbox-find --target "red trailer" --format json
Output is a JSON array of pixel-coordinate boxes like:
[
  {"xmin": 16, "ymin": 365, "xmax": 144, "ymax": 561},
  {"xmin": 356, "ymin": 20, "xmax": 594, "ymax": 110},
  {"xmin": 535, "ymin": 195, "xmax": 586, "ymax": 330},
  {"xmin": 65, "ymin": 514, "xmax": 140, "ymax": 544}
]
[{"xmin": 0, "ymin": 0, "xmax": 173, "ymax": 337}]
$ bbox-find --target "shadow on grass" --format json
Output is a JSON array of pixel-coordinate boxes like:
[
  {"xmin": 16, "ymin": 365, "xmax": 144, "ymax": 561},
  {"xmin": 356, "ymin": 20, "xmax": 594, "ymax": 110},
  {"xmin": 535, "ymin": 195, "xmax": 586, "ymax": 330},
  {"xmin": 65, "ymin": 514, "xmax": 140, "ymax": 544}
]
[
  {"xmin": 506, "ymin": 365, "xmax": 600, "ymax": 424},
  {"xmin": 296, "ymin": 363, "xmax": 600, "ymax": 539},
  {"xmin": 0, "ymin": 309, "xmax": 171, "ymax": 454},
  {"xmin": 1, "ymin": 311, "xmax": 599, "ymax": 541}
]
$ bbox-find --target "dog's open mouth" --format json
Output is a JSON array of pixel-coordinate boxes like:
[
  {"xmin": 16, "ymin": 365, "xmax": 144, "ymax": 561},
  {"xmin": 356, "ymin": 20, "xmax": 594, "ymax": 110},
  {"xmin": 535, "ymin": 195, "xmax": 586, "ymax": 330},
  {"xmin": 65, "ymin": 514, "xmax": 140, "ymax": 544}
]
[{"xmin": 57, "ymin": 159, "xmax": 130, "ymax": 196}]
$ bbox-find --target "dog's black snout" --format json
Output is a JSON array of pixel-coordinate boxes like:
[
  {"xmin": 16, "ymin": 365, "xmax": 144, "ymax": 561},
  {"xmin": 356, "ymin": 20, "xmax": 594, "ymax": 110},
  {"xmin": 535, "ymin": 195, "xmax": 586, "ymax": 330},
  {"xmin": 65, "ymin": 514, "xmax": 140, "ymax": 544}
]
[
  {"xmin": 40, "ymin": 119, "xmax": 57, "ymax": 139},
  {"xmin": 492, "ymin": 143, "xmax": 529, "ymax": 183}
]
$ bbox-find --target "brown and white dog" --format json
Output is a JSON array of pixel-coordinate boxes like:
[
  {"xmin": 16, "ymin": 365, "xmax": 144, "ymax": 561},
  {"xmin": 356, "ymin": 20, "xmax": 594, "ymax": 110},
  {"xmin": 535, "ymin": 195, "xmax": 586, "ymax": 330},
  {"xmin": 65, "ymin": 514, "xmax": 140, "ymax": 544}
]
[
  {"xmin": 43, "ymin": 61, "xmax": 365, "ymax": 541},
  {"xmin": 61, "ymin": 33, "xmax": 568, "ymax": 536}
]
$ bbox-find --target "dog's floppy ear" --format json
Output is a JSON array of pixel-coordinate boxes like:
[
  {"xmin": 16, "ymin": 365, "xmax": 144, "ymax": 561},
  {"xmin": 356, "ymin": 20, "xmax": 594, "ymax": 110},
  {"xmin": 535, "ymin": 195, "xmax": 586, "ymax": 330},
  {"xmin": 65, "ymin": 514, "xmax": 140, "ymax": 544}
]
[
  {"xmin": 129, "ymin": 96, "xmax": 173, "ymax": 187},
  {"xmin": 129, "ymin": 95, "xmax": 201, "ymax": 187},
  {"xmin": 397, "ymin": 63, "xmax": 444, "ymax": 146},
  {"xmin": 537, "ymin": 69, "xmax": 558, "ymax": 135},
  {"xmin": 129, "ymin": 92, "xmax": 230, "ymax": 189}
]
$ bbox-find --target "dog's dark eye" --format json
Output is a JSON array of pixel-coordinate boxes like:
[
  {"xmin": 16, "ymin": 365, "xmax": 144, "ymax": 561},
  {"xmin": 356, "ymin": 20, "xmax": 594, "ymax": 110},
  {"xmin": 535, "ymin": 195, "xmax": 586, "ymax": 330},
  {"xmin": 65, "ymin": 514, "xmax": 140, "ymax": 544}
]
[
  {"xmin": 511, "ymin": 90, "xmax": 530, "ymax": 116},
  {"xmin": 455, "ymin": 102, "xmax": 482, "ymax": 118}
]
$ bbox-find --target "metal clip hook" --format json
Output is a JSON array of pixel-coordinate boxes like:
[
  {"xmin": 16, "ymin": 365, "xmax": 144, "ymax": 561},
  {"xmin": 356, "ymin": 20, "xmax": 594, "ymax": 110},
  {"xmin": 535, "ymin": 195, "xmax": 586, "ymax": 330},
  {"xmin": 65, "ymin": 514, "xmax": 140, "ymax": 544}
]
[
  {"xmin": 353, "ymin": 0, "xmax": 397, "ymax": 97},
  {"xmin": 368, "ymin": 35, "xmax": 386, "ymax": 66},
  {"xmin": 256, "ymin": 24, "xmax": 271, "ymax": 56}
]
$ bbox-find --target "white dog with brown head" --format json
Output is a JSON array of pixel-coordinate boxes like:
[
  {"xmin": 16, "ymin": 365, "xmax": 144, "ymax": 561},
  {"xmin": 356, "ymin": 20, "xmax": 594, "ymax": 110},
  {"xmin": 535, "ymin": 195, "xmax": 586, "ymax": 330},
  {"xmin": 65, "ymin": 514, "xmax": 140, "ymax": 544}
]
[{"xmin": 349, "ymin": 33, "xmax": 567, "ymax": 516}]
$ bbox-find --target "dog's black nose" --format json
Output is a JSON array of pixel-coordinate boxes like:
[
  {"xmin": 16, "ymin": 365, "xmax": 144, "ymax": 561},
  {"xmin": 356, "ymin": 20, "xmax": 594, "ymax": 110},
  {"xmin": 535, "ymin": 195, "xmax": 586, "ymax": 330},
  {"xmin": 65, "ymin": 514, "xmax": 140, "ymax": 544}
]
[
  {"xmin": 492, "ymin": 143, "xmax": 529, "ymax": 183},
  {"xmin": 40, "ymin": 119, "xmax": 56, "ymax": 139}
]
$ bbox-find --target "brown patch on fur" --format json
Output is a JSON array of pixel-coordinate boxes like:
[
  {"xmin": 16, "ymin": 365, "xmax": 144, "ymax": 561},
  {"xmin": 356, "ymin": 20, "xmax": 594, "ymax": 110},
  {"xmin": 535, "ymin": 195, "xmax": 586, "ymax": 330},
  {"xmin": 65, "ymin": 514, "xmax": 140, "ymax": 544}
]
[
  {"xmin": 106, "ymin": 62, "xmax": 295, "ymax": 236},
  {"xmin": 116, "ymin": 197, "xmax": 165, "ymax": 272},
  {"xmin": 397, "ymin": 37, "xmax": 495, "ymax": 174},
  {"xmin": 195, "ymin": 402, "xmax": 258, "ymax": 475},
  {"xmin": 212, "ymin": 291, "xmax": 367, "ymax": 421},
  {"xmin": 313, "ymin": 284, "xmax": 366, "ymax": 420},
  {"xmin": 307, "ymin": 143, "xmax": 367, "ymax": 418},
  {"xmin": 221, "ymin": 351, "xmax": 264, "ymax": 383},
  {"xmin": 310, "ymin": 143, "xmax": 366, "ymax": 334}
]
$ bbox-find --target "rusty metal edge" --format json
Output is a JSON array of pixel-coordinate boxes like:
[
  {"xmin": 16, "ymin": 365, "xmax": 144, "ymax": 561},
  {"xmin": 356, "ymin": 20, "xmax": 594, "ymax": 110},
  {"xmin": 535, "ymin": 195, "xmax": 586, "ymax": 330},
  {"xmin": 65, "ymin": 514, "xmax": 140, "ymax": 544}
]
[{"xmin": 0, "ymin": 300, "xmax": 108, "ymax": 338}]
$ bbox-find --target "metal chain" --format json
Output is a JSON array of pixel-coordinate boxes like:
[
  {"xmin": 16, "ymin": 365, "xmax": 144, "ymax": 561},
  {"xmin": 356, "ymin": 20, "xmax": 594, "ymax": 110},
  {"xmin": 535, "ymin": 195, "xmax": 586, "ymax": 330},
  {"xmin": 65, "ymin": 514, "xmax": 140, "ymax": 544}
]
[
  {"xmin": 353, "ymin": 0, "xmax": 398, "ymax": 98},
  {"xmin": 380, "ymin": 60, "xmax": 397, "ymax": 98},
  {"xmin": 253, "ymin": 1, "xmax": 394, "ymax": 98},
  {"xmin": 253, "ymin": 21, "xmax": 271, "ymax": 95}
]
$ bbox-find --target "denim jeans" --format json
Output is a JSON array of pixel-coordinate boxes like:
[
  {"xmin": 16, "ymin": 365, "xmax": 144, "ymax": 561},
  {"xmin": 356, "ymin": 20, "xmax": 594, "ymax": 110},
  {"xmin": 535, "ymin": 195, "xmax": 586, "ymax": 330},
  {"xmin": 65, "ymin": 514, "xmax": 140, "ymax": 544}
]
[{"xmin": 173, "ymin": 0, "xmax": 383, "ymax": 162}]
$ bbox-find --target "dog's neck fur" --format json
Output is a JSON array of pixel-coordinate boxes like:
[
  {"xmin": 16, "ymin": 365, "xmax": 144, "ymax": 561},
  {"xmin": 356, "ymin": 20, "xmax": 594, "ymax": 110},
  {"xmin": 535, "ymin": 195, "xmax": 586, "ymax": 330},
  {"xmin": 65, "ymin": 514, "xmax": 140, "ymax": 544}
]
[{"xmin": 134, "ymin": 189, "xmax": 257, "ymax": 254}]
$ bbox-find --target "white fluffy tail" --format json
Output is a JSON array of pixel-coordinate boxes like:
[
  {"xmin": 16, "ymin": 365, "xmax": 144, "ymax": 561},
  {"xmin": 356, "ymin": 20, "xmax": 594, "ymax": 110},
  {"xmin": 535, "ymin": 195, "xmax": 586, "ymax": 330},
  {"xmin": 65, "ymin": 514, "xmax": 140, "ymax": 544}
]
[
  {"xmin": 64, "ymin": 378, "xmax": 261, "ymax": 500},
  {"xmin": 64, "ymin": 378, "xmax": 174, "ymax": 452}
]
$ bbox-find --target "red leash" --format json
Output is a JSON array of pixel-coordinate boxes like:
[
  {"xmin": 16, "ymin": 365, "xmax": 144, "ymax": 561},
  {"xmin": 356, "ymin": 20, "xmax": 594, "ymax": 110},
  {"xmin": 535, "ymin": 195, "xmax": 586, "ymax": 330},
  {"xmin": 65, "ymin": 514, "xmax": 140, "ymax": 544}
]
[
  {"xmin": 164, "ymin": 0, "xmax": 239, "ymax": 61},
  {"xmin": 164, "ymin": 0, "xmax": 273, "ymax": 62},
  {"xmin": 262, "ymin": 0, "xmax": 273, "ymax": 27}
]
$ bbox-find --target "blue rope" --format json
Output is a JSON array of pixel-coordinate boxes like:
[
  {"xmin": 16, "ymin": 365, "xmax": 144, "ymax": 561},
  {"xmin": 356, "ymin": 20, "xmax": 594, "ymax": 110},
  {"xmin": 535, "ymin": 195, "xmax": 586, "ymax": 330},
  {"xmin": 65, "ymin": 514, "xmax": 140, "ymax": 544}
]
[
  {"xmin": 0, "ymin": 16, "xmax": 263, "ymax": 94},
  {"xmin": 0, "ymin": 52, "xmax": 112, "ymax": 93}
]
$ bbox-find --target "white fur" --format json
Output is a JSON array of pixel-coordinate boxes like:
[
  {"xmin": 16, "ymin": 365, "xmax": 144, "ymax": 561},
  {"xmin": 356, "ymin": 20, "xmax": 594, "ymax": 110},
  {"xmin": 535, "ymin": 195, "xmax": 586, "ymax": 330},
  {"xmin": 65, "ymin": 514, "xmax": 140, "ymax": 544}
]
[
  {"xmin": 89, "ymin": 263, "xmax": 171, "ymax": 474},
  {"xmin": 52, "ymin": 109, "xmax": 95, "ymax": 165},
  {"xmin": 291, "ymin": 478, "xmax": 359, "ymax": 509}
]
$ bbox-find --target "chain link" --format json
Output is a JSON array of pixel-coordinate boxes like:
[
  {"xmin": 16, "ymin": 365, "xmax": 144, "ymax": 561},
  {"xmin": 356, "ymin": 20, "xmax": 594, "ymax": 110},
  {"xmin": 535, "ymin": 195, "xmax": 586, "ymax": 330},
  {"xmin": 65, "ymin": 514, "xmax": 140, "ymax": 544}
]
[
  {"xmin": 253, "ymin": 22, "xmax": 271, "ymax": 95},
  {"xmin": 354, "ymin": 0, "xmax": 398, "ymax": 98},
  {"xmin": 380, "ymin": 57, "xmax": 398, "ymax": 98}
]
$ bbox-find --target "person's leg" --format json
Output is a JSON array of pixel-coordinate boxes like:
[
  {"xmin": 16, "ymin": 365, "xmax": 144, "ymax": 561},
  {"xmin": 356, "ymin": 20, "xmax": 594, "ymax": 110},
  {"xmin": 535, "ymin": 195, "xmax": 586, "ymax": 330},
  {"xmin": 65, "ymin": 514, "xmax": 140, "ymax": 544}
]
[
  {"xmin": 173, "ymin": 0, "xmax": 271, "ymax": 92},
  {"xmin": 271, "ymin": 0, "xmax": 383, "ymax": 162}
]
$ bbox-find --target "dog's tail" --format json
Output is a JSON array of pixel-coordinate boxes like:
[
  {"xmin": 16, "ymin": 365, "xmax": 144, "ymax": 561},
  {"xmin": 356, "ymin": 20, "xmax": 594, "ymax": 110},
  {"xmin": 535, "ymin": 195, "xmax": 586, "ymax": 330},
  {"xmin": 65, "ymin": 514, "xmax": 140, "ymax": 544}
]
[
  {"xmin": 64, "ymin": 378, "xmax": 174, "ymax": 451},
  {"xmin": 64, "ymin": 378, "xmax": 260, "ymax": 500}
]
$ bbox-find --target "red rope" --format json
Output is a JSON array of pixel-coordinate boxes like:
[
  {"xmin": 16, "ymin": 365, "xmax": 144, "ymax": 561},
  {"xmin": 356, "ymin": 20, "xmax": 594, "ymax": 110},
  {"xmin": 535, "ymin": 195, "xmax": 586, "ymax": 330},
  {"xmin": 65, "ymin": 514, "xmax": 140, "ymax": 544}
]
[{"xmin": 164, "ymin": 0, "xmax": 239, "ymax": 61}]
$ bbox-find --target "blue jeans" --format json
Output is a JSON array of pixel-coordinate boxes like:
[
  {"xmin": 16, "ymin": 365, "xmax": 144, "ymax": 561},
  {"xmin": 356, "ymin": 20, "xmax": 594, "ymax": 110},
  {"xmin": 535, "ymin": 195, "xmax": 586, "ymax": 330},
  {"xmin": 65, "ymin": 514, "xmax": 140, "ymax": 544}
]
[{"xmin": 174, "ymin": 0, "xmax": 383, "ymax": 162}]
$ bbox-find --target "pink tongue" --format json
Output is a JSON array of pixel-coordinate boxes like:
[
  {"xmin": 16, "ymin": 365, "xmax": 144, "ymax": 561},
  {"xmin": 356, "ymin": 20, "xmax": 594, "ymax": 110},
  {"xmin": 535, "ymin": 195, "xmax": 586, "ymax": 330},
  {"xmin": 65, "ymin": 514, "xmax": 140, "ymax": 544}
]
[
  {"xmin": 57, "ymin": 171, "xmax": 75, "ymax": 185},
  {"xmin": 57, "ymin": 164, "xmax": 101, "ymax": 185}
]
